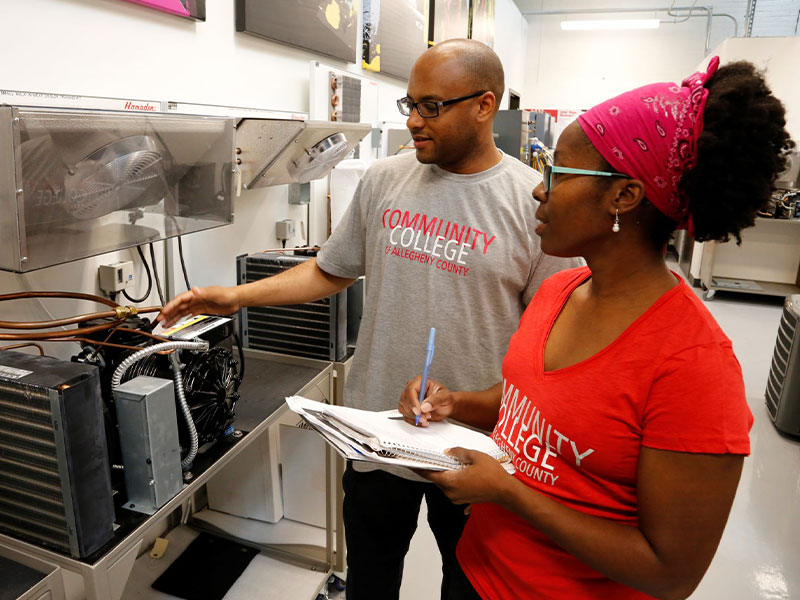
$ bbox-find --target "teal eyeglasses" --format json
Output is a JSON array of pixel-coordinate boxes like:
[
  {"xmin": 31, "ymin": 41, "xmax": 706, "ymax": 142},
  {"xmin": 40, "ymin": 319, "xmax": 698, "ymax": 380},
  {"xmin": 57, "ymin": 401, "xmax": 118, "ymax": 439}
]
[{"xmin": 543, "ymin": 165, "xmax": 629, "ymax": 193}]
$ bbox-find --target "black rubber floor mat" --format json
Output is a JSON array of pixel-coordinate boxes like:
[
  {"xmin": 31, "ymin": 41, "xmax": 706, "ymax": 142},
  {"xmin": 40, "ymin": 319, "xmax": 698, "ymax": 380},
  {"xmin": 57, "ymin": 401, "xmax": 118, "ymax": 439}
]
[
  {"xmin": 152, "ymin": 533, "xmax": 259, "ymax": 600},
  {"xmin": 0, "ymin": 554, "xmax": 44, "ymax": 600}
]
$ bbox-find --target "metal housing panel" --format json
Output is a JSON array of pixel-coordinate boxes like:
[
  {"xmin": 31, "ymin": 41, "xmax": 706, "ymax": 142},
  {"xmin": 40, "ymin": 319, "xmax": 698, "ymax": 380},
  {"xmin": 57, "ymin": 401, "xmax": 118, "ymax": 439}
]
[
  {"xmin": 767, "ymin": 295, "xmax": 800, "ymax": 435},
  {"xmin": 0, "ymin": 107, "xmax": 21, "ymax": 270},
  {"xmin": 236, "ymin": 119, "xmax": 370, "ymax": 188},
  {"xmin": 0, "ymin": 106, "xmax": 235, "ymax": 272},
  {"xmin": 238, "ymin": 253, "xmax": 348, "ymax": 361},
  {"xmin": 113, "ymin": 376, "xmax": 183, "ymax": 515},
  {"xmin": 0, "ymin": 351, "xmax": 114, "ymax": 558}
]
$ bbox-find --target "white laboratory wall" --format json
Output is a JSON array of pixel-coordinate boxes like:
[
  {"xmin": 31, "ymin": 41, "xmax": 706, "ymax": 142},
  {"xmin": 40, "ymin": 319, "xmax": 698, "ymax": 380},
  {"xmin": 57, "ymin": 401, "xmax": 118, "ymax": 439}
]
[
  {"xmin": 494, "ymin": 0, "xmax": 529, "ymax": 108},
  {"xmin": 0, "ymin": 0, "xmax": 530, "ymax": 358}
]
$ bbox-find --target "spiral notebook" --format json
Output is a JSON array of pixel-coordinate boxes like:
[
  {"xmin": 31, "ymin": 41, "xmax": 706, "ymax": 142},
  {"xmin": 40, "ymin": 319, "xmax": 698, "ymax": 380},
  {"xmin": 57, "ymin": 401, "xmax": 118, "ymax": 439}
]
[{"xmin": 286, "ymin": 395, "xmax": 514, "ymax": 473}]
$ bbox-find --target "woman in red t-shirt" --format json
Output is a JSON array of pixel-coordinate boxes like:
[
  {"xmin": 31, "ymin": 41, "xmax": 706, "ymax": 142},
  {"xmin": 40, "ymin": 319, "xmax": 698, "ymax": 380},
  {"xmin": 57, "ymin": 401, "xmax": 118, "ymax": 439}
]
[{"xmin": 398, "ymin": 59, "xmax": 794, "ymax": 600}]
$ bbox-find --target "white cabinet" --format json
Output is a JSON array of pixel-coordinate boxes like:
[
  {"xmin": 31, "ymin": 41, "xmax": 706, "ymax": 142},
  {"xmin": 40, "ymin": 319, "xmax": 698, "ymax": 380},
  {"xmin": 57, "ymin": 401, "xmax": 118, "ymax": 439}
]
[{"xmin": 699, "ymin": 218, "xmax": 800, "ymax": 299}]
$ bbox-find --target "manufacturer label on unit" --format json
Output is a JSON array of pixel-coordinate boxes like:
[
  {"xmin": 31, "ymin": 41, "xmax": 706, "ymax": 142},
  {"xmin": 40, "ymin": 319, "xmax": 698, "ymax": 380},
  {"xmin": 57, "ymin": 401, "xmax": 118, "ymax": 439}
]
[
  {"xmin": 0, "ymin": 365, "xmax": 32, "ymax": 380},
  {"xmin": 0, "ymin": 89, "xmax": 162, "ymax": 112}
]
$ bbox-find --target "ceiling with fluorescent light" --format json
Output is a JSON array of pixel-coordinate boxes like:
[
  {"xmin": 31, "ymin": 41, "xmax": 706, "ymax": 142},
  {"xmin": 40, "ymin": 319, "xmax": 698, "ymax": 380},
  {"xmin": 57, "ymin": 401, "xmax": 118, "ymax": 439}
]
[{"xmin": 514, "ymin": 0, "xmax": 800, "ymax": 42}]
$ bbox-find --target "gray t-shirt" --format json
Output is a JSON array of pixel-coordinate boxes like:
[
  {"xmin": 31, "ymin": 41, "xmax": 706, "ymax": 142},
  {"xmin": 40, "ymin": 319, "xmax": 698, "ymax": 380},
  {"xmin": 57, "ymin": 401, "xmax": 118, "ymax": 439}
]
[{"xmin": 318, "ymin": 151, "xmax": 578, "ymax": 415}]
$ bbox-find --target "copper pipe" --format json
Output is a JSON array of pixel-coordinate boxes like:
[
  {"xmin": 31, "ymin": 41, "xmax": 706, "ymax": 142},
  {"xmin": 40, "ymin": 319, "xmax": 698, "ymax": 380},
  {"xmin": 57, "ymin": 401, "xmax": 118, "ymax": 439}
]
[
  {"xmin": 0, "ymin": 289, "xmax": 164, "ymax": 345},
  {"xmin": 0, "ymin": 320, "xmax": 126, "ymax": 340},
  {"xmin": 0, "ymin": 290, "xmax": 118, "ymax": 308},
  {"xmin": 0, "ymin": 291, "xmax": 121, "ymax": 329},
  {"xmin": 0, "ymin": 310, "xmax": 122, "ymax": 330},
  {"xmin": 0, "ymin": 343, "xmax": 45, "ymax": 356},
  {"xmin": 0, "ymin": 287, "xmax": 162, "ymax": 335}
]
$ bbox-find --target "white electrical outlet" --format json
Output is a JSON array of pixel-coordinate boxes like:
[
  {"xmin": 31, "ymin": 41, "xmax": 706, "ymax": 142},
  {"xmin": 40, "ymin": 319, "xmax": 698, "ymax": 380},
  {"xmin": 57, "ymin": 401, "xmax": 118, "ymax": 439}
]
[{"xmin": 98, "ymin": 261, "xmax": 134, "ymax": 293}]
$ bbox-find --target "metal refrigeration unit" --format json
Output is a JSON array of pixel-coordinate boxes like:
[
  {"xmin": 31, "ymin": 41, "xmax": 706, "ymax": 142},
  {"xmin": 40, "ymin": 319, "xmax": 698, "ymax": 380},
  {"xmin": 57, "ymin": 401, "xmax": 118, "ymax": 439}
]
[
  {"xmin": 0, "ymin": 351, "xmax": 114, "ymax": 559},
  {"xmin": 493, "ymin": 109, "xmax": 532, "ymax": 165},
  {"xmin": 766, "ymin": 294, "xmax": 800, "ymax": 436},
  {"xmin": 234, "ymin": 118, "xmax": 370, "ymax": 188},
  {"xmin": 237, "ymin": 252, "xmax": 363, "ymax": 361},
  {"xmin": 0, "ymin": 104, "xmax": 235, "ymax": 272}
]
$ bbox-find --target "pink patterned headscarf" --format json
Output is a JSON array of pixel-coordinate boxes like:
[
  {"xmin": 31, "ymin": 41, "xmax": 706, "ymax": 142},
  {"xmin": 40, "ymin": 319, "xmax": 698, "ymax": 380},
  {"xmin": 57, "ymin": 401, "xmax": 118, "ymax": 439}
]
[{"xmin": 577, "ymin": 56, "xmax": 720, "ymax": 230}]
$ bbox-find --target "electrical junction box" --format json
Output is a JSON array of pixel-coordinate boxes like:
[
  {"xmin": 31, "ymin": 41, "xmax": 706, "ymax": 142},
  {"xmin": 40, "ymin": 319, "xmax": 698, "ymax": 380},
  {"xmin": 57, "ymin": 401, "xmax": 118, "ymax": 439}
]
[
  {"xmin": 287, "ymin": 182, "xmax": 310, "ymax": 205},
  {"xmin": 98, "ymin": 260, "xmax": 134, "ymax": 292},
  {"xmin": 276, "ymin": 219, "xmax": 296, "ymax": 240},
  {"xmin": 113, "ymin": 375, "xmax": 183, "ymax": 515}
]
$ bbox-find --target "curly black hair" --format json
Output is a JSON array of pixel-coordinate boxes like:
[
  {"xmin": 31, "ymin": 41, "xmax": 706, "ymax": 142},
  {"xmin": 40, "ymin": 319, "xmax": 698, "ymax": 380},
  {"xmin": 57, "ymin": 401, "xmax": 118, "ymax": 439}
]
[{"xmin": 680, "ymin": 61, "xmax": 795, "ymax": 244}]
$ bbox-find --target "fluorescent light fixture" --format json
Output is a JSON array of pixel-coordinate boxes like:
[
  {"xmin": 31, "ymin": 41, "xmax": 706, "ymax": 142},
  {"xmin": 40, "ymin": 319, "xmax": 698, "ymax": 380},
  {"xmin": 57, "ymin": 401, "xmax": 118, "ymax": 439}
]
[{"xmin": 561, "ymin": 19, "xmax": 661, "ymax": 31}]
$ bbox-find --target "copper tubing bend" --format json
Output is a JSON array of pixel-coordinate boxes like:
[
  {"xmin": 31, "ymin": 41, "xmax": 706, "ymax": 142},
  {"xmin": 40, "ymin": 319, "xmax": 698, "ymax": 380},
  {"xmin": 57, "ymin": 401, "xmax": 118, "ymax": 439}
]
[{"xmin": 0, "ymin": 290, "xmax": 161, "ymax": 341}]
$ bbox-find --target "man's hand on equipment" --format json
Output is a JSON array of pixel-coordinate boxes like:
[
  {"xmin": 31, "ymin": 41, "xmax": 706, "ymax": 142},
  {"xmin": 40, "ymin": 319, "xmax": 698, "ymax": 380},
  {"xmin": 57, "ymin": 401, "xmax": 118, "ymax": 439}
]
[{"xmin": 157, "ymin": 286, "xmax": 240, "ymax": 327}]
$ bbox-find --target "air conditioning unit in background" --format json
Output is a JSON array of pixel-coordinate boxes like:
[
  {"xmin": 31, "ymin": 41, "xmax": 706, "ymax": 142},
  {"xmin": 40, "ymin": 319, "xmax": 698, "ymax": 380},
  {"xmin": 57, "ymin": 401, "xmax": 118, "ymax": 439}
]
[
  {"xmin": 237, "ymin": 252, "xmax": 362, "ymax": 362},
  {"xmin": 766, "ymin": 294, "xmax": 800, "ymax": 436}
]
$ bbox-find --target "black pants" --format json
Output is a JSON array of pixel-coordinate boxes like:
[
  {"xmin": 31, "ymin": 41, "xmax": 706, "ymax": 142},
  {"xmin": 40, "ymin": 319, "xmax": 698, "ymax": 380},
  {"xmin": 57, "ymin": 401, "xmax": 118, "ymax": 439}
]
[{"xmin": 342, "ymin": 463, "xmax": 481, "ymax": 600}]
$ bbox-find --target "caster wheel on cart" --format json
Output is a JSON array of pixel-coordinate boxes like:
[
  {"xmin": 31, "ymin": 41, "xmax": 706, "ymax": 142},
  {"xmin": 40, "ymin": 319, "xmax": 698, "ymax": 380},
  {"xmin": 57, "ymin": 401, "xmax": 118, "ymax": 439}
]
[
  {"xmin": 316, "ymin": 594, "xmax": 328, "ymax": 600},
  {"xmin": 328, "ymin": 574, "xmax": 346, "ymax": 592},
  {"xmin": 703, "ymin": 288, "xmax": 716, "ymax": 301}
]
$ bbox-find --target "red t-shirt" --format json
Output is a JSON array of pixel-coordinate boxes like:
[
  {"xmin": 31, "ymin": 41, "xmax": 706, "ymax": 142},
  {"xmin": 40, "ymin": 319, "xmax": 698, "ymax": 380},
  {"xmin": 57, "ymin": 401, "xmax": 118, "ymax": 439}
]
[{"xmin": 457, "ymin": 267, "xmax": 753, "ymax": 600}]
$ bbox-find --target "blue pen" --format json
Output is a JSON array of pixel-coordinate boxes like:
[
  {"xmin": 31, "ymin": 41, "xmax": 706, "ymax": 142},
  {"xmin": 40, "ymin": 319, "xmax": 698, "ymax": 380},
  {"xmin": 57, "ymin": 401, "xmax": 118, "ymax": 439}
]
[{"xmin": 416, "ymin": 327, "xmax": 437, "ymax": 426}]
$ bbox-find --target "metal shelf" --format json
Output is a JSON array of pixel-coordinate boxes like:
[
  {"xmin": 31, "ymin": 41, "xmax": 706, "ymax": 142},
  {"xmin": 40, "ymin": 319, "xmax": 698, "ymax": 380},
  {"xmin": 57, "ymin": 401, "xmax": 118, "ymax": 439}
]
[
  {"xmin": 700, "ymin": 217, "xmax": 800, "ymax": 300},
  {"xmin": 704, "ymin": 278, "xmax": 800, "ymax": 300}
]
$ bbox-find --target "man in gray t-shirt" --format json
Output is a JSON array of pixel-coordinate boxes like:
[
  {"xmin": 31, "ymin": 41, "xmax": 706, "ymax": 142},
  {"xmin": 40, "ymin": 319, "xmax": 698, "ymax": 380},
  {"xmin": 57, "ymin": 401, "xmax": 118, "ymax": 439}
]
[
  {"xmin": 317, "ymin": 150, "xmax": 564, "ymax": 416},
  {"xmin": 159, "ymin": 39, "xmax": 577, "ymax": 599}
]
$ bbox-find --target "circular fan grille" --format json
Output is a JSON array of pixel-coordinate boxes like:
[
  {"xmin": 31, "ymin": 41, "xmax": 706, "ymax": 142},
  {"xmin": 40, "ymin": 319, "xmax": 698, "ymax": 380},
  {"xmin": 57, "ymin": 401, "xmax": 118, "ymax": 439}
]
[
  {"xmin": 181, "ymin": 347, "xmax": 241, "ymax": 445},
  {"xmin": 64, "ymin": 135, "xmax": 167, "ymax": 220},
  {"xmin": 289, "ymin": 132, "xmax": 349, "ymax": 183}
]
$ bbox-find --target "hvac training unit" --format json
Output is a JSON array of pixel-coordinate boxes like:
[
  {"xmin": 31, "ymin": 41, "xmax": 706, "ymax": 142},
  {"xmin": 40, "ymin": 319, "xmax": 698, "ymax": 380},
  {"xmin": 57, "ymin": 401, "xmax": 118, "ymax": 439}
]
[
  {"xmin": 237, "ymin": 252, "xmax": 362, "ymax": 362},
  {"xmin": 0, "ymin": 351, "xmax": 115, "ymax": 558},
  {"xmin": 766, "ymin": 294, "xmax": 800, "ymax": 436},
  {"xmin": 0, "ymin": 105, "xmax": 235, "ymax": 272}
]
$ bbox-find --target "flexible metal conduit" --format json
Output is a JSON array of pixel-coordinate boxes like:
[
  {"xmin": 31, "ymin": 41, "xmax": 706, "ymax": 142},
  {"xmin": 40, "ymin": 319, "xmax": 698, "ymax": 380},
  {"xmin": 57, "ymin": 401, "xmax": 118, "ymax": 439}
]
[
  {"xmin": 111, "ymin": 340, "xmax": 208, "ymax": 470},
  {"xmin": 521, "ymin": 6, "xmax": 739, "ymax": 55}
]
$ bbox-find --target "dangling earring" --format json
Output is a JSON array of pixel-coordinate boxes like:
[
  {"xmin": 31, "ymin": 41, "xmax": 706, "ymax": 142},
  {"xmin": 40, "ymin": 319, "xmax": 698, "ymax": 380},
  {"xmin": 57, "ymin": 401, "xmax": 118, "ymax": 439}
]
[{"xmin": 612, "ymin": 209, "xmax": 620, "ymax": 233}]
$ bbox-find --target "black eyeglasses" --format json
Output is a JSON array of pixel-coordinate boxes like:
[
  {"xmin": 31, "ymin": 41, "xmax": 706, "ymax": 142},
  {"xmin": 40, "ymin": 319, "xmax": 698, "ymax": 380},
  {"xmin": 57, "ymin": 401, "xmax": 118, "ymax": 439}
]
[
  {"xmin": 543, "ymin": 165, "xmax": 629, "ymax": 193},
  {"xmin": 397, "ymin": 91, "xmax": 487, "ymax": 118}
]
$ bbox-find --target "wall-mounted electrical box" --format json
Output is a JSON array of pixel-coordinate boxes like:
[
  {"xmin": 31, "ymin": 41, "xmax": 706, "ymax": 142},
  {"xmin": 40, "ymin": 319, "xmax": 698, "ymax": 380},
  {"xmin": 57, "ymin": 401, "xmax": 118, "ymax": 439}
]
[
  {"xmin": 98, "ymin": 260, "xmax": 134, "ymax": 292},
  {"xmin": 0, "ymin": 105, "xmax": 235, "ymax": 272}
]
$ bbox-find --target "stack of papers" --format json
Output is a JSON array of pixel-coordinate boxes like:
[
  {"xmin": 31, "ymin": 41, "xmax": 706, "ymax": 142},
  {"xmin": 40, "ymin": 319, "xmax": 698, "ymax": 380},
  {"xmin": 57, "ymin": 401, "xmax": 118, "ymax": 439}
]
[{"xmin": 286, "ymin": 396, "xmax": 513, "ymax": 473}]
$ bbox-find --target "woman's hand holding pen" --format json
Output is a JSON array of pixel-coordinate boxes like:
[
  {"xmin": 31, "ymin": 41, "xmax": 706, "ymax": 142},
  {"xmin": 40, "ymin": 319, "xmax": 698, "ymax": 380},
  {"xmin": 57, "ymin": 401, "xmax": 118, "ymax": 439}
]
[
  {"xmin": 399, "ymin": 376, "xmax": 455, "ymax": 426},
  {"xmin": 421, "ymin": 447, "xmax": 515, "ymax": 506}
]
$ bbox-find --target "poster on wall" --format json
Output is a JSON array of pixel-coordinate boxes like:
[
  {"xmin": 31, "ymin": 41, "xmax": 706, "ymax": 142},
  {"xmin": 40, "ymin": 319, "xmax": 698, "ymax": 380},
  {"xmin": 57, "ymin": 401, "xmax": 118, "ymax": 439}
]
[
  {"xmin": 468, "ymin": 0, "xmax": 494, "ymax": 48},
  {"xmin": 122, "ymin": 0, "xmax": 205, "ymax": 21},
  {"xmin": 428, "ymin": 0, "xmax": 469, "ymax": 46},
  {"xmin": 363, "ymin": 0, "xmax": 428, "ymax": 80},
  {"xmin": 236, "ymin": 0, "xmax": 358, "ymax": 64}
]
